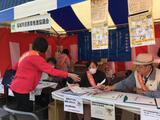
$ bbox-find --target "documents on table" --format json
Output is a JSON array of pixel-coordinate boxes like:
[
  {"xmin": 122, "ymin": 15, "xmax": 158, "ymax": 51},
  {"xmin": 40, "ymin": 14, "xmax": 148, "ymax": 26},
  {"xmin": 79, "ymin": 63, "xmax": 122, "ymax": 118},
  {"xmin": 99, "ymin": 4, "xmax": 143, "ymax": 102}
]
[
  {"xmin": 67, "ymin": 82, "xmax": 103, "ymax": 95},
  {"xmin": 141, "ymin": 108, "xmax": 160, "ymax": 120},
  {"xmin": 64, "ymin": 85, "xmax": 124, "ymax": 100},
  {"xmin": 91, "ymin": 101, "xmax": 115, "ymax": 120},
  {"xmin": 64, "ymin": 94, "xmax": 83, "ymax": 114},
  {"xmin": 123, "ymin": 94, "xmax": 156, "ymax": 106},
  {"xmin": 30, "ymin": 81, "xmax": 57, "ymax": 101},
  {"xmin": 67, "ymin": 83, "xmax": 85, "ymax": 94},
  {"xmin": 93, "ymin": 91, "xmax": 123, "ymax": 100},
  {"xmin": 37, "ymin": 81, "xmax": 57, "ymax": 89}
]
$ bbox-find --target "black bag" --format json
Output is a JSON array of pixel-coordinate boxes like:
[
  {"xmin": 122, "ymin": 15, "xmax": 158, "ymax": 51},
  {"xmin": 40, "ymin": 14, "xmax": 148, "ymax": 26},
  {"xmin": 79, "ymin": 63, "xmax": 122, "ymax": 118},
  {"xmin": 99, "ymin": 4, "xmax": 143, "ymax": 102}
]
[{"xmin": 2, "ymin": 69, "xmax": 16, "ymax": 88}]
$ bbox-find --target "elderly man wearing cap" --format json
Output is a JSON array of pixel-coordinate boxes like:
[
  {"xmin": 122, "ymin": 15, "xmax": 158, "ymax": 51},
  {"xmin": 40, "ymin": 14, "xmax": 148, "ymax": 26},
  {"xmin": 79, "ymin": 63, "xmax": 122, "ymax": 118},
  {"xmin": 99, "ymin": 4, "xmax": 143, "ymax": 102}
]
[{"xmin": 101, "ymin": 53, "xmax": 160, "ymax": 98}]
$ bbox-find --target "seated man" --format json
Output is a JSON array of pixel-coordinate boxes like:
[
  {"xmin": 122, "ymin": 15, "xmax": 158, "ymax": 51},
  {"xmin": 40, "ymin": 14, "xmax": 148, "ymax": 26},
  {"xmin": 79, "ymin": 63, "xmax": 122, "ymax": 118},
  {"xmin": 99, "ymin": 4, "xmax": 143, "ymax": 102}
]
[{"xmin": 102, "ymin": 53, "xmax": 160, "ymax": 98}]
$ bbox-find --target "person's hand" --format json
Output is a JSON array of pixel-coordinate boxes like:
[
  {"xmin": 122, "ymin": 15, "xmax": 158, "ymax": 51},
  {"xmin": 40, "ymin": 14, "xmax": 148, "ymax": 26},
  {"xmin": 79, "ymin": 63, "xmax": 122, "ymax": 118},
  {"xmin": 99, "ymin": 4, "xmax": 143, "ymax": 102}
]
[
  {"xmin": 94, "ymin": 84, "xmax": 106, "ymax": 90},
  {"xmin": 104, "ymin": 85, "xmax": 114, "ymax": 91},
  {"xmin": 135, "ymin": 88, "xmax": 146, "ymax": 94},
  {"xmin": 67, "ymin": 82, "xmax": 79, "ymax": 87},
  {"xmin": 68, "ymin": 73, "xmax": 81, "ymax": 82},
  {"xmin": 67, "ymin": 82, "xmax": 79, "ymax": 90}
]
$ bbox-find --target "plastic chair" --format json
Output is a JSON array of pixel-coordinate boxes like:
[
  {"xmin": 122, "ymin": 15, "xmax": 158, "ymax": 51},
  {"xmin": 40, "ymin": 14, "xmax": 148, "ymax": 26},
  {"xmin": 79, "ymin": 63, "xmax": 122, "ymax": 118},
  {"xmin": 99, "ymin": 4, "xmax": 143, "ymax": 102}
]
[
  {"xmin": 3, "ymin": 105, "xmax": 39, "ymax": 120},
  {"xmin": 0, "ymin": 107, "xmax": 9, "ymax": 119}
]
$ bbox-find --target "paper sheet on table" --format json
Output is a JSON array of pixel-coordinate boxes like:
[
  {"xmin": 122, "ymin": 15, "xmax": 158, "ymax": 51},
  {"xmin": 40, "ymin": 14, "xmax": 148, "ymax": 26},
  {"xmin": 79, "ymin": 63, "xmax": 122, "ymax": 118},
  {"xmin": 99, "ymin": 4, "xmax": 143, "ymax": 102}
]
[
  {"xmin": 92, "ymin": 91, "xmax": 123, "ymax": 100},
  {"xmin": 37, "ymin": 81, "xmax": 57, "ymax": 89},
  {"xmin": 66, "ymin": 84, "xmax": 103, "ymax": 96},
  {"xmin": 124, "ymin": 94, "xmax": 156, "ymax": 106}
]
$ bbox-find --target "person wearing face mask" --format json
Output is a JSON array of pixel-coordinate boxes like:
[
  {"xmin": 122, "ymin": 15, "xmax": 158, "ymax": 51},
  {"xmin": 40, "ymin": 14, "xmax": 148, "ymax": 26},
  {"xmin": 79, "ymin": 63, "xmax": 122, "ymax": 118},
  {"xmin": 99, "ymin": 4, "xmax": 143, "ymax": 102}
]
[
  {"xmin": 77, "ymin": 61, "xmax": 107, "ymax": 120},
  {"xmin": 79, "ymin": 61, "xmax": 106, "ymax": 87}
]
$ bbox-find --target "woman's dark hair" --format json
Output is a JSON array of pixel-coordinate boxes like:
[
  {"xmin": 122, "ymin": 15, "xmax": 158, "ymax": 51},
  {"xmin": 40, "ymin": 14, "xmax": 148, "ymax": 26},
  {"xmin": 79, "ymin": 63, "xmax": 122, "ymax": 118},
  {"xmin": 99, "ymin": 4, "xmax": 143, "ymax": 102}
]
[
  {"xmin": 62, "ymin": 49, "xmax": 69, "ymax": 55},
  {"xmin": 86, "ymin": 61, "xmax": 98, "ymax": 68},
  {"xmin": 47, "ymin": 57, "xmax": 57, "ymax": 65},
  {"xmin": 32, "ymin": 37, "xmax": 48, "ymax": 53}
]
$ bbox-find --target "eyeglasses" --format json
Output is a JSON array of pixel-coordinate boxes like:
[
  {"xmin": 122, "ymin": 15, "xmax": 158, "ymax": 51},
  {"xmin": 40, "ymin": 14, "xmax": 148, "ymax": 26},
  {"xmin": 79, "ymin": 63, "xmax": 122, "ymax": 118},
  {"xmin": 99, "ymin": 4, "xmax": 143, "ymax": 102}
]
[{"xmin": 135, "ymin": 65, "xmax": 150, "ymax": 69}]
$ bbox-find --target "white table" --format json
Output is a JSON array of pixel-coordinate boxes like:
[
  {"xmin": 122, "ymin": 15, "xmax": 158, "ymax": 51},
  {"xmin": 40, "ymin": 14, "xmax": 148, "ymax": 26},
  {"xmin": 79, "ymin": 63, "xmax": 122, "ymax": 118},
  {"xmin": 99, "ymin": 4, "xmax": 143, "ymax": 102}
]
[
  {"xmin": 0, "ymin": 78, "xmax": 57, "ymax": 98},
  {"xmin": 51, "ymin": 87, "xmax": 158, "ymax": 115},
  {"xmin": 30, "ymin": 81, "xmax": 57, "ymax": 111},
  {"xmin": 0, "ymin": 78, "xmax": 57, "ymax": 111},
  {"xmin": 30, "ymin": 81, "xmax": 57, "ymax": 101}
]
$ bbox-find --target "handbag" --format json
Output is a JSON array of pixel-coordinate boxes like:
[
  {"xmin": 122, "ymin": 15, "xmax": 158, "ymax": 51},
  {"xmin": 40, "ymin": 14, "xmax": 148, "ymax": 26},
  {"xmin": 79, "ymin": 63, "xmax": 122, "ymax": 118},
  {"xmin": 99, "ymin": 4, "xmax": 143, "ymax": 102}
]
[{"xmin": 2, "ymin": 69, "xmax": 16, "ymax": 88}]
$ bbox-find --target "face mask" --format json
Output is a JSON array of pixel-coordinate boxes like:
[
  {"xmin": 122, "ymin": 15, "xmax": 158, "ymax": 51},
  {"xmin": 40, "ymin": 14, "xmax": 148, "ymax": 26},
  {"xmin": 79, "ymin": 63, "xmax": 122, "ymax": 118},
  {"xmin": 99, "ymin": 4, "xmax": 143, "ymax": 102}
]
[{"xmin": 89, "ymin": 68, "xmax": 97, "ymax": 74}]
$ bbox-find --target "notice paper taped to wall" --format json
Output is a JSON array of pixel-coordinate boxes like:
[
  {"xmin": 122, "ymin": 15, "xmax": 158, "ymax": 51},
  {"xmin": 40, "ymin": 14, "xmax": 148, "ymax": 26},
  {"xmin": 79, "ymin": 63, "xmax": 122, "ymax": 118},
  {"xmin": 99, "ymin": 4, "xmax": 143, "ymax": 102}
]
[
  {"xmin": 128, "ymin": 0, "xmax": 152, "ymax": 15},
  {"xmin": 91, "ymin": 0, "xmax": 108, "ymax": 50},
  {"xmin": 128, "ymin": 12, "xmax": 155, "ymax": 47}
]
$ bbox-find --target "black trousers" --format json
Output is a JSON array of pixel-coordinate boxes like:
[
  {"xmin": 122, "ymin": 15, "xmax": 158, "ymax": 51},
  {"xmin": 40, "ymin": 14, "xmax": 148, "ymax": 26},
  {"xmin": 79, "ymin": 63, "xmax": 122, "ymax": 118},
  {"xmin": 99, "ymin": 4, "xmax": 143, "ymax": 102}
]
[{"xmin": 13, "ymin": 91, "xmax": 33, "ymax": 112}]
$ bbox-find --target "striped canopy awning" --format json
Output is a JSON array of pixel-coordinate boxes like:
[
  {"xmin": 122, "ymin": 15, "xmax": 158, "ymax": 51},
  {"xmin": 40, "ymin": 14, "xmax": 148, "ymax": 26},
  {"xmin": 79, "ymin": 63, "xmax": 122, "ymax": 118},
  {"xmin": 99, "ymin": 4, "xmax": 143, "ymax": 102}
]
[{"xmin": 0, "ymin": 0, "xmax": 160, "ymax": 34}]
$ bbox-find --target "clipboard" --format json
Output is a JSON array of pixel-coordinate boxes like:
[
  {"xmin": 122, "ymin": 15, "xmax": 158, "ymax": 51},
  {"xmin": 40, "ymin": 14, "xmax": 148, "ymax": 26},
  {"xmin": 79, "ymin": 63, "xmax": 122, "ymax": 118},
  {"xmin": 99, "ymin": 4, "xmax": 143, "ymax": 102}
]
[
  {"xmin": 154, "ymin": 98, "xmax": 160, "ymax": 109},
  {"xmin": 123, "ymin": 95, "xmax": 156, "ymax": 106}
]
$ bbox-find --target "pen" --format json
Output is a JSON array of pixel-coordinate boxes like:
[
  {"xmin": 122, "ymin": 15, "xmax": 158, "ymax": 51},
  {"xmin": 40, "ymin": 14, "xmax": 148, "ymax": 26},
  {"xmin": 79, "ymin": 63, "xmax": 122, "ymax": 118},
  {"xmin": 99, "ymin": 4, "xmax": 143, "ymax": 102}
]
[
  {"xmin": 99, "ymin": 79, "xmax": 106, "ymax": 85},
  {"xmin": 123, "ymin": 95, "xmax": 128, "ymax": 102}
]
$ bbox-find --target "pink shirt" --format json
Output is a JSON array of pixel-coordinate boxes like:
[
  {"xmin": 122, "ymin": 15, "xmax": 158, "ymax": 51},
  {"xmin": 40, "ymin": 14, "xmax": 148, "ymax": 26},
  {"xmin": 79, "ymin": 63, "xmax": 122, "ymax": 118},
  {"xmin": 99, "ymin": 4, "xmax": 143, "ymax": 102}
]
[{"xmin": 10, "ymin": 55, "xmax": 68, "ymax": 94}]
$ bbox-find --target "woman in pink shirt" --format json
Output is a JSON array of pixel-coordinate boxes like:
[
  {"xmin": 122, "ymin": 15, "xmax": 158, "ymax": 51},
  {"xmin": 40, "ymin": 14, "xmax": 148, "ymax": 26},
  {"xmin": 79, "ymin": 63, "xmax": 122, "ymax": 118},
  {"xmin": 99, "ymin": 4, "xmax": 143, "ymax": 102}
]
[
  {"xmin": 10, "ymin": 37, "xmax": 80, "ymax": 112},
  {"xmin": 57, "ymin": 49, "xmax": 71, "ymax": 71}
]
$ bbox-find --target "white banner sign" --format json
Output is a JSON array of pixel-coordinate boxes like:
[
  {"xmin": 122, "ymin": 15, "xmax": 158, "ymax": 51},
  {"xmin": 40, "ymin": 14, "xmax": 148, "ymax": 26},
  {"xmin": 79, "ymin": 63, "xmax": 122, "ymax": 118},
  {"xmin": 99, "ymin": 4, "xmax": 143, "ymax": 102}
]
[
  {"xmin": 141, "ymin": 108, "xmax": 160, "ymax": 120},
  {"xmin": 91, "ymin": 0, "xmax": 108, "ymax": 50},
  {"xmin": 64, "ymin": 94, "xmax": 83, "ymax": 114},
  {"xmin": 128, "ymin": 0, "xmax": 152, "ymax": 15},
  {"xmin": 11, "ymin": 14, "xmax": 51, "ymax": 32},
  {"xmin": 91, "ymin": 101, "xmax": 115, "ymax": 120}
]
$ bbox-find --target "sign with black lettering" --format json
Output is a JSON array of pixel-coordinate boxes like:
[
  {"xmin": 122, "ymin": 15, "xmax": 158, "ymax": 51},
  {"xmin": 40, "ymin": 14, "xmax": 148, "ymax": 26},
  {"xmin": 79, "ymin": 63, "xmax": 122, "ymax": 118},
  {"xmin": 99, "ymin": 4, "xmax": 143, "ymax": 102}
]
[
  {"xmin": 91, "ymin": 101, "xmax": 115, "ymax": 120},
  {"xmin": 64, "ymin": 94, "xmax": 83, "ymax": 114},
  {"xmin": 11, "ymin": 14, "xmax": 51, "ymax": 32}
]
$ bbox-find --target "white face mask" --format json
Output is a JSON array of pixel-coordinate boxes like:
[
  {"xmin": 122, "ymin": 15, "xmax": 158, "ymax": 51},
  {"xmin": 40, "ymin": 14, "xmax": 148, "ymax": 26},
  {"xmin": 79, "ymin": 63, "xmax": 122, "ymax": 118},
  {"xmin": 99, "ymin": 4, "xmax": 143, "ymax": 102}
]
[{"xmin": 89, "ymin": 68, "xmax": 97, "ymax": 74}]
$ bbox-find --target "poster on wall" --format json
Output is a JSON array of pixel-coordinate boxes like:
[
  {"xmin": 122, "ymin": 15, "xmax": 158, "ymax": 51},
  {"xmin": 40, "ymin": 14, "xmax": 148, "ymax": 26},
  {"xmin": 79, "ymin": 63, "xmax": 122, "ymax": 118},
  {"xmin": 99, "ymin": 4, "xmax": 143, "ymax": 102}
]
[
  {"xmin": 128, "ymin": 12, "xmax": 155, "ymax": 47},
  {"xmin": 128, "ymin": 0, "xmax": 152, "ymax": 15},
  {"xmin": 91, "ymin": 0, "xmax": 108, "ymax": 50}
]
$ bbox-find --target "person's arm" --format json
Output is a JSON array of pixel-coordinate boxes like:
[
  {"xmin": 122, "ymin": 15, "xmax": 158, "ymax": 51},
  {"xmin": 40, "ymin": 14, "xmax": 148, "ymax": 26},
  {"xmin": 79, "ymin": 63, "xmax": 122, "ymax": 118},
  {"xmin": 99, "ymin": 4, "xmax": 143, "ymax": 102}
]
[
  {"xmin": 66, "ymin": 56, "xmax": 71, "ymax": 68},
  {"xmin": 31, "ymin": 56, "xmax": 80, "ymax": 81},
  {"xmin": 105, "ymin": 73, "xmax": 136, "ymax": 91},
  {"xmin": 143, "ymin": 84, "xmax": 160, "ymax": 98},
  {"xmin": 12, "ymin": 63, "xmax": 18, "ymax": 70}
]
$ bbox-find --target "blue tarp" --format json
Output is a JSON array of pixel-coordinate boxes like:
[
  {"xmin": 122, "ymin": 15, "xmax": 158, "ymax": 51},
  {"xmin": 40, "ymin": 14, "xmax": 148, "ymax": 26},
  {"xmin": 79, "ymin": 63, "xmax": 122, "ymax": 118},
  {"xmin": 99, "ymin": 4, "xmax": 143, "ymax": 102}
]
[{"xmin": 78, "ymin": 27, "xmax": 131, "ymax": 61}]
